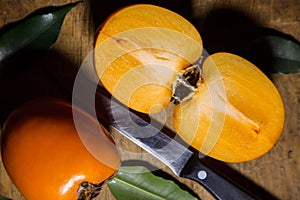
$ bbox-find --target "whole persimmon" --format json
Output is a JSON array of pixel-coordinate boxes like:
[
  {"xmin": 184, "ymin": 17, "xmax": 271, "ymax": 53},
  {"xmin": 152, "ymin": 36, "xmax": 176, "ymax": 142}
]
[
  {"xmin": 93, "ymin": 4, "xmax": 285, "ymax": 162},
  {"xmin": 1, "ymin": 98, "xmax": 120, "ymax": 200}
]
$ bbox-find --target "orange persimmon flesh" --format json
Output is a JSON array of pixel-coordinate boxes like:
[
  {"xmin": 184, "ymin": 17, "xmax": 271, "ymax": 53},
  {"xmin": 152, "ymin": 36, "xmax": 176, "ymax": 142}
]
[
  {"xmin": 94, "ymin": 4, "xmax": 202, "ymax": 114},
  {"xmin": 173, "ymin": 53, "xmax": 285, "ymax": 162},
  {"xmin": 1, "ymin": 98, "xmax": 120, "ymax": 199},
  {"xmin": 94, "ymin": 4, "xmax": 285, "ymax": 162}
]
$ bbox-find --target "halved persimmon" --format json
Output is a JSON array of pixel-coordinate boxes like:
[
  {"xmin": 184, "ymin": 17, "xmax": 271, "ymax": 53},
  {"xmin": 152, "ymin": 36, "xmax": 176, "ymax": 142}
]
[
  {"xmin": 1, "ymin": 98, "xmax": 120, "ymax": 200},
  {"xmin": 173, "ymin": 53, "xmax": 285, "ymax": 162},
  {"xmin": 93, "ymin": 4, "xmax": 285, "ymax": 162},
  {"xmin": 94, "ymin": 4, "xmax": 202, "ymax": 114}
]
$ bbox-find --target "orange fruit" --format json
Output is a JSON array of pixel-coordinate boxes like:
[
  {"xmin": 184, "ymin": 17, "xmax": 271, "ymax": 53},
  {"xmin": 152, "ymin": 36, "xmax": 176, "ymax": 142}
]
[
  {"xmin": 1, "ymin": 98, "xmax": 120, "ymax": 200},
  {"xmin": 172, "ymin": 53, "xmax": 285, "ymax": 162},
  {"xmin": 93, "ymin": 4, "xmax": 285, "ymax": 162},
  {"xmin": 94, "ymin": 4, "xmax": 202, "ymax": 114}
]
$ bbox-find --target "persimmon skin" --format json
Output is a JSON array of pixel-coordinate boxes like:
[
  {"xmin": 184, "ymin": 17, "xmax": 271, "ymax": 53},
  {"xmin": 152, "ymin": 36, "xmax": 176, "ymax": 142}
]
[{"xmin": 1, "ymin": 98, "xmax": 120, "ymax": 200}]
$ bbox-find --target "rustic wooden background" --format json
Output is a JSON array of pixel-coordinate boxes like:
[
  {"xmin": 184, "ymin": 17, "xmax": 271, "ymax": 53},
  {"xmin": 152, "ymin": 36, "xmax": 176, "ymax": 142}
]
[{"xmin": 0, "ymin": 0, "xmax": 299, "ymax": 199}]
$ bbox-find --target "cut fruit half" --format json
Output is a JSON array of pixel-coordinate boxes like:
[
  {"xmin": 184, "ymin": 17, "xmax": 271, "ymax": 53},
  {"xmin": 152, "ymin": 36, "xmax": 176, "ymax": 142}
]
[
  {"xmin": 94, "ymin": 4, "xmax": 203, "ymax": 114},
  {"xmin": 173, "ymin": 53, "xmax": 285, "ymax": 162}
]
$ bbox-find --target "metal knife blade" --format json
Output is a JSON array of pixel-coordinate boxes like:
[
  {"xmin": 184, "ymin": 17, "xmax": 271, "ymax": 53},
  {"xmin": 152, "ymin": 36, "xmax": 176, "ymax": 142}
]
[{"xmin": 99, "ymin": 90, "xmax": 193, "ymax": 176}]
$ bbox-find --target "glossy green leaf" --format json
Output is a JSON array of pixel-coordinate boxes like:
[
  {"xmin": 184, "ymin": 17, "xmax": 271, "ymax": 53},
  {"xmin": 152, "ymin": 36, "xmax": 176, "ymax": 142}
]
[
  {"xmin": 0, "ymin": 195, "xmax": 11, "ymax": 200},
  {"xmin": 108, "ymin": 166, "xmax": 198, "ymax": 200},
  {"xmin": 0, "ymin": 1, "xmax": 81, "ymax": 74},
  {"xmin": 246, "ymin": 34, "xmax": 300, "ymax": 74},
  {"xmin": 262, "ymin": 35, "xmax": 300, "ymax": 74}
]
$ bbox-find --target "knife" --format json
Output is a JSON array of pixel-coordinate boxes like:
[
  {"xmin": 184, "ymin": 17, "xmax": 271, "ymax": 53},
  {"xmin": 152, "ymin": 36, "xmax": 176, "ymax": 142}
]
[{"xmin": 72, "ymin": 58, "xmax": 257, "ymax": 200}]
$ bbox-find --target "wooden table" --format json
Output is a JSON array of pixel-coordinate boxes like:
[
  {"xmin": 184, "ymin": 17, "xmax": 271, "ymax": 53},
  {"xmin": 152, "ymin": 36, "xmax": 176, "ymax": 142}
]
[{"xmin": 0, "ymin": 0, "xmax": 299, "ymax": 199}]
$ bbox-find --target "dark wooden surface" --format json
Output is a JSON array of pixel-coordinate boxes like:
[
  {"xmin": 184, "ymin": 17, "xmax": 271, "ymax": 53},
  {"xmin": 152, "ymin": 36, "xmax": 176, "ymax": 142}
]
[{"xmin": 0, "ymin": 0, "xmax": 299, "ymax": 199}]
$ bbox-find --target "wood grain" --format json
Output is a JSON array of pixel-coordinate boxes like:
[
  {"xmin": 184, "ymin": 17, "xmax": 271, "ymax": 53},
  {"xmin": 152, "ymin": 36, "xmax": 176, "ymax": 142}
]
[{"xmin": 0, "ymin": 0, "xmax": 299, "ymax": 199}]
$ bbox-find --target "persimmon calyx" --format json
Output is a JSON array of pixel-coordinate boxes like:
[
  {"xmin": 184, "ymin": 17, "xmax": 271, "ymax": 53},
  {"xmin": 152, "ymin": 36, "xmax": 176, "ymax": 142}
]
[
  {"xmin": 77, "ymin": 181, "xmax": 103, "ymax": 200},
  {"xmin": 77, "ymin": 173, "xmax": 115, "ymax": 200}
]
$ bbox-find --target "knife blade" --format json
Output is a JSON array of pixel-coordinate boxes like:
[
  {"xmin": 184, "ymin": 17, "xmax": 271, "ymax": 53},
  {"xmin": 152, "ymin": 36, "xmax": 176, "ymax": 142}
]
[{"xmin": 72, "ymin": 58, "xmax": 256, "ymax": 200}]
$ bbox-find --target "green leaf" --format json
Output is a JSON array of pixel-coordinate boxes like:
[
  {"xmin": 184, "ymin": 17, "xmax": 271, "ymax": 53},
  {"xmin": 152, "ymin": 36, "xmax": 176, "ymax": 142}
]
[
  {"xmin": 108, "ymin": 166, "xmax": 198, "ymax": 200},
  {"xmin": 0, "ymin": 1, "xmax": 81, "ymax": 75},
  {"xmin": 246, "ymin": 34, "xmax": 300, "ymax": 74},
  {"xmin": 0, "ymin": 195, "xmax": 11, "ymax": 200},
  {"xmin": 260, "ymin": 35, "xmax": 300, "ymax": 74}
]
